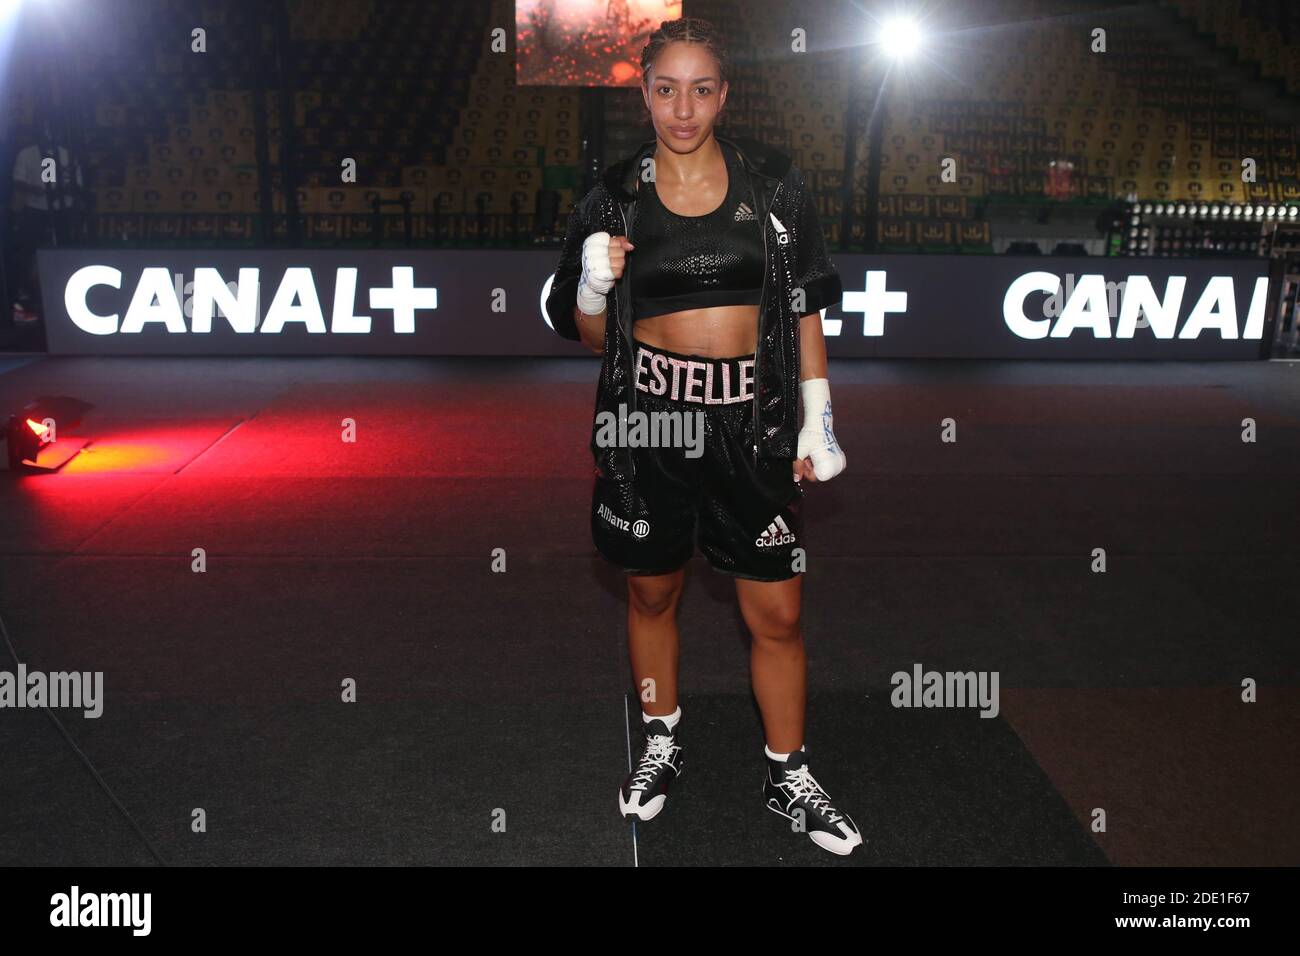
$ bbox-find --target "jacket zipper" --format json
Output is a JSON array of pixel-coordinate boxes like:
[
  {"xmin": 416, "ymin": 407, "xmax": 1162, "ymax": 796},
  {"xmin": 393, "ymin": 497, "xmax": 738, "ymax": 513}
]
[
  {"xmin": 617, "ymin": 201, "xmax": 635, "ymax": 438},
  {"xmin": 753, "ymin": 180, "xmax": 782, "ymax": 461}
]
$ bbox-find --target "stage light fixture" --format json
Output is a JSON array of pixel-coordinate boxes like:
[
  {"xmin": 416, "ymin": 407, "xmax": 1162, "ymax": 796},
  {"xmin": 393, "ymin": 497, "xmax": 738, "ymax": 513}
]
[{"xmin": 4, "ymin": 397, "xmax": 94, "ymax": 471}]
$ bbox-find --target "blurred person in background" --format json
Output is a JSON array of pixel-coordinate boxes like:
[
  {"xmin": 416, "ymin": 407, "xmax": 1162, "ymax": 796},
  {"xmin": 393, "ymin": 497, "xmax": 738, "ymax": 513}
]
[{"xmin": 8, "ymin": 119, "xmax": 83, "ymax": 325}]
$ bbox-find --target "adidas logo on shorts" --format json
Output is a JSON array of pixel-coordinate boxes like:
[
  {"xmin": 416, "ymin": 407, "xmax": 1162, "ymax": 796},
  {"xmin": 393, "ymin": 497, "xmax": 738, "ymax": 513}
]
[
  {"xmin": 755, "ymin": 514, "xmax": 796, "ymax": 548},
  {"xmin": 734, "ymin": 201, "xmax": 756, "ymax": 222}
]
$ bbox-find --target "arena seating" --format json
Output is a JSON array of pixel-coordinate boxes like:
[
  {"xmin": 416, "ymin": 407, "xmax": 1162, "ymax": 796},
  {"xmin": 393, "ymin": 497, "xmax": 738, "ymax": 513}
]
[
  {"xmin": 873, "ymin": 0, "xmax": 1300, "ymax": 250},
  {"xmin": 5, "ymin": 0, "xmax": 1298, "ymax": 255},
  {"xmin": 1170, "ymin": 0, "xmax": 1300, "ymax": 98}
]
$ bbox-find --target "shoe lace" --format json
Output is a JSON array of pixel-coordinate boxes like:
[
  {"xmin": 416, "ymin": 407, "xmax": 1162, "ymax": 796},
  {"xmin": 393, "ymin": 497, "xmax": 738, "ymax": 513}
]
[
  {"xmin": 783, "ymin": 766, "xmax": 842, "ymax": 824},
  {"xmin": 629, "ymin": 734, "xmax": 676, "ymax": 791}
]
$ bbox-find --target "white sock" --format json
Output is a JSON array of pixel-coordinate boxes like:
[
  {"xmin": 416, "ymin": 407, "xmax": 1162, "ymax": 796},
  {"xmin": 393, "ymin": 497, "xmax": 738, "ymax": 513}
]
[
  {"xmin": 643, "ymin": 705, "xmax": 681, "ymax": 732},
  {"xmin": 765, "ymin": 743, "xmax": 805, "ymax": 761}
]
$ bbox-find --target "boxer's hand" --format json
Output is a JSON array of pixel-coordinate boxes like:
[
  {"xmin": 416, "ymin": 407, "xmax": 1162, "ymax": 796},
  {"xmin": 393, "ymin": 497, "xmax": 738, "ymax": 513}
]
[
  {"xmin": 577, "ymin": 232, "xmax": 634, "ymax": 314},
  {"xmin": 795, "ymin": 378, "xmax": 846, "ymax": 482},
  {"xmin": 607, "ymin": 234, "xmax": 634, "ymax": 279}
]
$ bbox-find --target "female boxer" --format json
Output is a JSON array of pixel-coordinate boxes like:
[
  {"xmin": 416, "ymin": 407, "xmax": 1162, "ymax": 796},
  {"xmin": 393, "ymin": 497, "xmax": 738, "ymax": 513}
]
[{"xmin": 548, "ymin": 17, "xmax": 861, "ymax": 856}]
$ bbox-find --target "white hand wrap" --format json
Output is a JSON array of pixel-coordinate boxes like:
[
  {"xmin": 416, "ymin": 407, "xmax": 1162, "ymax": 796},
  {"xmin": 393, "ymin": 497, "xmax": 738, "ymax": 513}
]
[
  {"xmin": 797, "ymin": 377, "xmax": 846, "ymax": 481},
  {"xmin": 577, "ymin": 231, "xmax": 615, "ymax": 315}
]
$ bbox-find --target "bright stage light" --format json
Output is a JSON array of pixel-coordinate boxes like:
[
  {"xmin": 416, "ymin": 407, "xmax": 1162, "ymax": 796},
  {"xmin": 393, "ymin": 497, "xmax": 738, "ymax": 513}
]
[
  {"xmin": 879, "ymin": 16, "xmax": 923, "ymax": 59},
  {"xmin": 5, "ymin": 396, "xmax": 93, "ymax": 471}
]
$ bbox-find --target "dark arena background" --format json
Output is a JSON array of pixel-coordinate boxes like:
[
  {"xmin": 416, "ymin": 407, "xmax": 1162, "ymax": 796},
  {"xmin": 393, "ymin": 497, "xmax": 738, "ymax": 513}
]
[{"xmin": 0, "ymin": 0, "xmax": 1296, "ymax": 925}]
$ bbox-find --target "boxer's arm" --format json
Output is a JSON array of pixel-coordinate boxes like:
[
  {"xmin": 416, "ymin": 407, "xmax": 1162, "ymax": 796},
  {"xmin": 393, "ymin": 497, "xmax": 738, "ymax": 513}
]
[
  {"xmin": 574, "ymin": 303, "xmax": 604, "ymax": 354},
  {"xmin": 799, "ymin": 310, "xmax": 828, "ymax": 381},
  {"xmin": 790, "ymin": 164, "xmax": 846, "ymax": 481},
  {"xmin": 795, "ymin": 310, "xmax": 846, "ymax": 482},
  {"xmin": 544, "ymin": 192, "xmax": 598, "ymax": 342}
]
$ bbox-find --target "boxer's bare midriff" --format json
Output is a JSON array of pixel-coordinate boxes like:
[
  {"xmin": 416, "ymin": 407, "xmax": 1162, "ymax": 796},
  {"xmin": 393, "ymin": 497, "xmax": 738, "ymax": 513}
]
[{"xmin": 632, "ymin": 305, "xmax": 760, "ymax": 359}]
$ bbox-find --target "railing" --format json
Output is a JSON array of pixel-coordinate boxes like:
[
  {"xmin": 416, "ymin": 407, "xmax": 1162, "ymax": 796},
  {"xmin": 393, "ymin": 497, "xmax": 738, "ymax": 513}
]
[{"xmin": 9, "ymin": 210, "xmax": 568, "ymax": 249}]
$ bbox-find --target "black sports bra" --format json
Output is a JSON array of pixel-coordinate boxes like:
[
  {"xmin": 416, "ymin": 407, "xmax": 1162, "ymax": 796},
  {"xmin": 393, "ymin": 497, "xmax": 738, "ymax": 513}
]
[{"xmin": 629, "ymin": 141, "xmax": 765, "ymax": 321}]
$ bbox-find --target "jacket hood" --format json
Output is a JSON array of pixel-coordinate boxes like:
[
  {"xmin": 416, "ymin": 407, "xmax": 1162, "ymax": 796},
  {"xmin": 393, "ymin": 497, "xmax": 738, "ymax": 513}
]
[{"xmin": 600, "ymin": 133, "xmax": 792, "ymax": 201}]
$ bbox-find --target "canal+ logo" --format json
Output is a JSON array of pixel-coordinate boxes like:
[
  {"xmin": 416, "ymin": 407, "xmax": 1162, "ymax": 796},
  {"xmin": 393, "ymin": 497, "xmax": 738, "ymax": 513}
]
[
  {"xmin": 822, "ymin": 269, "xmax": 1269, "ymax": 340},
  {"xmin": 62, "ymin": 265, "xmax": 437, "ymax": 334}
]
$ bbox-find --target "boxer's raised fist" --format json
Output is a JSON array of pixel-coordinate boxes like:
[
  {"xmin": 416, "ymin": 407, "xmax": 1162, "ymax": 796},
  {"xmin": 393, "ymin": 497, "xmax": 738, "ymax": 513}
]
[
  {"xmin": 607, "ymin": 234, "xmax": 634, "ymax": 280},
  {"xmin": 577, "ymin": 232, "xmax": 634, "ymax": 314}
]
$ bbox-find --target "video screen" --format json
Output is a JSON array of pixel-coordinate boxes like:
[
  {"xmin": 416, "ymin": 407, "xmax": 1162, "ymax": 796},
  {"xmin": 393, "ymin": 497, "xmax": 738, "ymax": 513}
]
[{"xmin": 516, "ymin": 0, "xmax": 683, "ymax": 86}]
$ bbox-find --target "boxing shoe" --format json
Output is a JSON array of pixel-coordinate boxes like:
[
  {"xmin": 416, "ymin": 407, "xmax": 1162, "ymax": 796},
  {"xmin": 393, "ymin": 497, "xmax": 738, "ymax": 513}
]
[
  {"xmin": 618, "ymin": 717, "xmax": 684, "ymax": 821},
  {"xmin": 763, "ymin": 748, "xmax": 863, "ymax": 855}
]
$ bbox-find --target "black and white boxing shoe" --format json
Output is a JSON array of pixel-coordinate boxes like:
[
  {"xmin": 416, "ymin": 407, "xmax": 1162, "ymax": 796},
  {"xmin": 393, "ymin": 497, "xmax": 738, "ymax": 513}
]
[
  {"xmin": 618, "ymin": 718, "xmax": 684, "ymax": 821},
  {"xmin": 763, "ymin": 749, "xmax": 863, "ymax": 856}
]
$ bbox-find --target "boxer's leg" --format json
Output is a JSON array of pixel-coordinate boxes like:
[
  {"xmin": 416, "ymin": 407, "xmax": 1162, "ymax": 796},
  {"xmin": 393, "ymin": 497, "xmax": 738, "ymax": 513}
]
[
  {"xmin": 735, "ymin": 574, "xmax": 805, "ymax": 753},
  {"xmin": 697, "ymin": 398, "xmax": 806, "ymax": 750},
  {"xmin": 626, "ymin": 567, "xmax": 685, "ymax": 718},
  {"xmin": 605, "ymin": 389, "xmax": 698, "ymax": 820}
]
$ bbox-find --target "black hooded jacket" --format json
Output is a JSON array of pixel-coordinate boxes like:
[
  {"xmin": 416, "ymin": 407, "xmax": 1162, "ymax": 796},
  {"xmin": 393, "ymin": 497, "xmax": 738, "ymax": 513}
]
[{"xmin": 544, "ymin": 134, "xmax": 842, "ymax": 482}]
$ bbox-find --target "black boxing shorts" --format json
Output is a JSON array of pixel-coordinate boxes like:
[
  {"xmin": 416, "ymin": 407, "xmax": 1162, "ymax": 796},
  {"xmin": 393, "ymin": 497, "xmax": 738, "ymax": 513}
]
[{"xmin": 590, "ymin": 338, "xmax": 804, "ymax": 582}]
